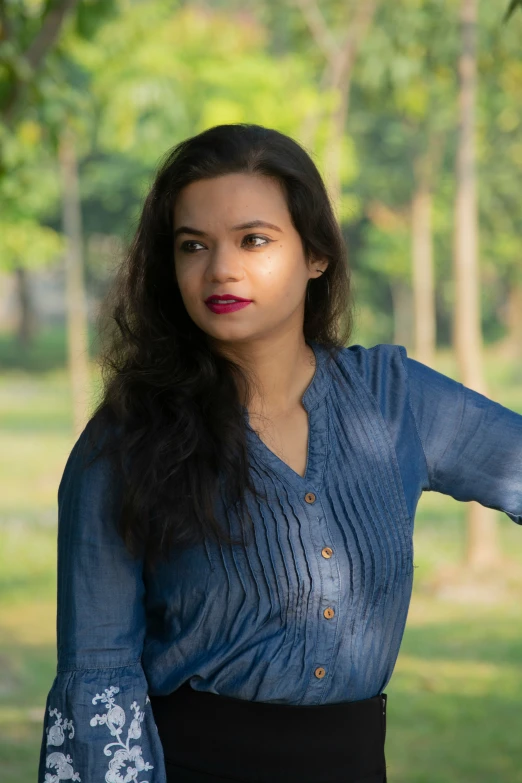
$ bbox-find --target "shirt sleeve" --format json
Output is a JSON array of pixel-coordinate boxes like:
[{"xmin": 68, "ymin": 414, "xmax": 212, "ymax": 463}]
[
  {"xmin": 37, "ymin": 418, "xmax": 167, "ymax": 783},
  {"xmin": 399, "ymin": 346, "xmax": 522, "ymax": 524}
]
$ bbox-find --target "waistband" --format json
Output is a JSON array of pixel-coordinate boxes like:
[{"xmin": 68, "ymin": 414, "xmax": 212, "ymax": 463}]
[{"xmin": 150, "ymin": 681, "xmax": 388, "ymax": 783}]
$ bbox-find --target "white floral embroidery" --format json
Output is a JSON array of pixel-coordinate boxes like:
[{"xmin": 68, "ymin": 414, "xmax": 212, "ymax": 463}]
[
  {"xmin": 44, "ymin": 752, "xmax": 81, "ymax": 782},
  {"xmin": 90, "ymin": 686, "xmax": 154, "ymax": 783},
  {"xmin": 46, "ymin": 708, "xmax": 75, "ymax": 746},
  {"xmin": 44, "ymin": 708, "xmax": 81, "ymax": 781}
]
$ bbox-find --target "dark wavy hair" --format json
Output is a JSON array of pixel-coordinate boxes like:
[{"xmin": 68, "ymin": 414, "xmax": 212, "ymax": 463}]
[{"xmin": 87, "ymin": 123, "xmax": 355, "ymax": 571}]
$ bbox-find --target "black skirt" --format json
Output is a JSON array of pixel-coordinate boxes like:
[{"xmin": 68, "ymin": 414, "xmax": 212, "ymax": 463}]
[{"xmin": 149, "ymin": 680, "xmax": 388, "ymax": 783}]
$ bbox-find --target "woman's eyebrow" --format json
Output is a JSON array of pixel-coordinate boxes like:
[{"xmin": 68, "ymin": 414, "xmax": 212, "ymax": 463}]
[
  {"xmin": 232, "ymin": 220, "xmax": 282, "ymax": 232},
  {"xmin": 173, "ymin": 226, "xmax": 206, "ymax": 239},
  {"xmin": 173, "ymin": 219, "xmax": 283, "ymax": 239}
]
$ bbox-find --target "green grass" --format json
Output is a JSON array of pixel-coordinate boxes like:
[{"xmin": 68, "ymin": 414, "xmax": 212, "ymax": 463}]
[{"xmin": 1, "ymin": 343, "xmax": 522, "ymax": 783}]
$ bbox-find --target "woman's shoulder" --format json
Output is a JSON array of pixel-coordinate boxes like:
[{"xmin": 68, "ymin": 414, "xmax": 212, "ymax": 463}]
[
  {"xmin": 58, "ymin": 408, "xmax": 124, "ymax": 503},
  {"xmin": 332, "ymin": 341, "xmax": 408, "ymax": 390}
]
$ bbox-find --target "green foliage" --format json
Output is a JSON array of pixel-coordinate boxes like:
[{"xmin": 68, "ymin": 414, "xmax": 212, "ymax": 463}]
[
  {"xmin": 363, "ymin": 222, "xmax": 411, "ymax": 280},
  {"xmin": 0, "ymin": 219, "xmax": 63, "ymax": 271},
  {"xmin": 477, "ymin": 9, "xmax": 522, "ymax": 286},
  {"xmin": 69, "ymin": 3, "xmax": 325, "ymax": 164},
  {"xmin": 0, "ymin": 0, "xmax": 521, "ymax": 346},
  {"xmin": 74, "ymin": 0, "xmax": 119, "ymax": 38},
  {"xmin": 0, "ymin": 0, "xmax": 121, "ymax": 273},
  {"xmin": 0, "ymin": 119, "xmax": 63, "ymax": 272},
  {"xmin": 344, "ymin": 0, "xmax": 522, "ymax": 341},
  {"xmin": 47, "ymin": 1, "xmax": 343, "ymax": 258},
  {"xmin": 504, "ymin": 0, "xmax": 522, "ymax": 22}
]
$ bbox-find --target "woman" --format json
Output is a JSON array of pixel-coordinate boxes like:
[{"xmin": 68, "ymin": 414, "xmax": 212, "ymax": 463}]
[{"xmin": 38, "ymin": 124, "xmax": 522, "ymax": 783}]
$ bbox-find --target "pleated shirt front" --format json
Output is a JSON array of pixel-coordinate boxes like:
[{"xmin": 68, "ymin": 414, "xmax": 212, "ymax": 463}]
[{"xmin": 38, "ymin": 341, "xmax": 522, "ymax": 783}]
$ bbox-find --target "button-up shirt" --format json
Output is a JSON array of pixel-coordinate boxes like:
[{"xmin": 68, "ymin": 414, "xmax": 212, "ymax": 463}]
[{"xmin": 38, "ymin": 341, "xmax": 522, "ymax": 782}]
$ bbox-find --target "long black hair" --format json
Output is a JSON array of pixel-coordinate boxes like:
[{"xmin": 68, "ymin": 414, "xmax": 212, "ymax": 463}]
[{"xmin": 88, "ymin": 123, "xmax": 355, "ymax": 570}]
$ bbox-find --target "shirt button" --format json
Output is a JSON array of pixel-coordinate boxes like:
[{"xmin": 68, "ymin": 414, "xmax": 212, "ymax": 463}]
[
  {"xmin": 314, "ymin": 666, "xmax": 326, "ymax": 679},
  {"xmin": 305, "ymin": 492, "xmax": 316, "ymax": 504},
  {"xmin": 321, "ymin": 546, "xmax": 333, "ymax": 559},
  {"xmin": 323, "ymin": 607, "xmax": 335, "ymax": 619}
]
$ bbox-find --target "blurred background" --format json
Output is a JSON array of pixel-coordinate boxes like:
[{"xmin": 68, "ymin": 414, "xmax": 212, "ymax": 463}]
[{"xmin": 1, "ymin": 1, "xmax": 522, "ymax": 780}]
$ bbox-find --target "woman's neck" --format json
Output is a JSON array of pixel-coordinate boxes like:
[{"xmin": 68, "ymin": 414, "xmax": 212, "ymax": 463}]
[{"xmin": 213, "ymin": 332, "xmax": 316, "ymax": 417}]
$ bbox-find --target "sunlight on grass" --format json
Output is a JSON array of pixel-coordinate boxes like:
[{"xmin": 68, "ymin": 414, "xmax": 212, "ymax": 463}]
[
  {"xmin": 0, "ymin": 522, "xmax": 57, "ymax": 606},
  {"xmin": 0, "ymin": 600, "xmax": 56, "ymax": 646},
  {"xmin": 393, "ymin": 654, "xmax": 518, "ymax": 697},
  {"xmin": 0, "ymin": 434, "xmax": 70, "ymax": 513}
]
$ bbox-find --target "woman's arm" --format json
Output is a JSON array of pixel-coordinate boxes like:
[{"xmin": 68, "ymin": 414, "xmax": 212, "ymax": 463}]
[
  {"xmin": 37, "ymin": 419, "xmax": 167, "ymax": 782},
  {"xmin": 400, "ymin": 348, "xmax": 522, "ymax": 523}
]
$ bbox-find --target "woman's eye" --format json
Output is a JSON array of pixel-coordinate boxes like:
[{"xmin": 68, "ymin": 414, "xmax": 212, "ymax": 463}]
[
  {"xmin": 180, "ymin": 241, "xmax": 204, "ymax": 253},
  {"xmin": 243, "ymin": 234, "xmax": 270, "ymax": 247},
  {"xmin": 179, "ymin": 235, "xmax": 270, "ymax": 253}
]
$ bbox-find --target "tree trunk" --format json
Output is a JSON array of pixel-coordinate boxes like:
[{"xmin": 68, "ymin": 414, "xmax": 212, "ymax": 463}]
[
  {"xmin": 411, "ymin": 181, "xmax": 436, "ymax": 366},
  {"xmin": 298, "ymin": 60, "xmax": 332, "ymax": 151},
  {"xmin": 453, "ymin": 0, "xmax": 500, "ymax": 570},
  {"xmin": 59, "ymin": 127, "xmax": 91, "ymax": 438},
  {"xmin": 390, "ymin": 279, "xmax": 413, "ymax": 350},
  {"xmin": 323, "ymin": 55, "xmax": 353, "ymax": 213},
  {"xmin": 505, "ymin": 279, "xmax": 522, "ymax": 360},
  {"xmin": 3, "ymin": 0, "xmax": 80, "ymax": 124},
  {"xmin": 294, "ymin": 0, "xmax": 378, "ymax": 215},
  {"xmin": 323, "ymin": 0, "xmax": 378, "ymax": 213},
  {"xmin": 14, "ymin": 265, "xmax": 36, "ymax": 349}
]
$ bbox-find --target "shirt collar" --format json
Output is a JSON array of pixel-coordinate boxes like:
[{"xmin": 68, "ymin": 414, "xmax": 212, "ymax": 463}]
[{"xmin": 301, "ymin": 339, "xmax": 331, "ymax": 411}]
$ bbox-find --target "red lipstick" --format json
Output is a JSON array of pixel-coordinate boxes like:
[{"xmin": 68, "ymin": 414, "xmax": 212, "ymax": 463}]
[{"xmin": 204, "ymin": 294, "xmax": 252, "ymax": 315}]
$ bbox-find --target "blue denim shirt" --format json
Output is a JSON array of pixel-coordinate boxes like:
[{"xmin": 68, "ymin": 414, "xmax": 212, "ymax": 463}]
[{"xmin": 38, "ymin": 341, "xmax": 522, "ymax": 782}]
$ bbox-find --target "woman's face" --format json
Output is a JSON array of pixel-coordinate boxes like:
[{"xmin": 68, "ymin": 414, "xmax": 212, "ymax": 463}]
[{"xmin": 172, "ymin": 172, "xmax": 327, "ymax": 347}]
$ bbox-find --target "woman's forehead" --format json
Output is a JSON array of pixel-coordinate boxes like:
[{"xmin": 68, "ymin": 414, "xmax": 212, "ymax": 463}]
[{"xmin": 174, "ymin": 173, "xmax": 288, "ymax": 224}]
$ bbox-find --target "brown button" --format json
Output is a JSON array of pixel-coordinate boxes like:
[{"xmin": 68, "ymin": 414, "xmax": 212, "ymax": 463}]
[
  {"xmin": 314, "ymin": 666, "xmax": 326, "ymax": 679},
  {"xmin": 323, "ymin": 607, "xmax": 335, "ymax": 619},
  {"xmin": 321, "ymin": 546, "xmax": 333, "ymax": 559},
  {"xmin": 305, "ymin": 492, "xmax": 316, "ymax": 504}
]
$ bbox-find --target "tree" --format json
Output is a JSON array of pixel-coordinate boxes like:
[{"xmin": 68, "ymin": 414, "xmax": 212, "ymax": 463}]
[
  {"xmin": 504, "ymin": 0, "xmax": 522, "ymax": 21},
  {"xmin": 0, "ymin": 0, "xmax": 118, "ymax": 434},
  {"xmin": 347, "ymin": 0, "xmax": 456, "ymax": 359},
  {"xmin": 0, "ymin": 0, "xmax": 79, "ymax": 125},
  {"xmin": 292, "ymin": 0, "xmax": 379, "ymax": 215},
  {"xmin": 0, "ymin": 122, "xmax": 64, "ymax": 345},
  {"xmin": 59, "ymin": 126, "xmax": 90, "ymax": 437},
  {"xmin": 453, "ymin": 0, "xmax": 500, "ymax": 570},
  {"xmin": 0, "ymin": 0, "xmax": 118, "ymax": 129},
  {"xmin": 476, "ymin": 7, "xmax": 522, "ymax": 361},
  {"xmin": 411, "ymin": 134, "xmax": 443, "ymax": 366}
]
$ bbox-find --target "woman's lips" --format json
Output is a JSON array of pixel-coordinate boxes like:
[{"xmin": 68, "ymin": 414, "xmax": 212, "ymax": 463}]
[{"xmin": 205, "ymin": 300, "xmax": 252, "ymax": 314}]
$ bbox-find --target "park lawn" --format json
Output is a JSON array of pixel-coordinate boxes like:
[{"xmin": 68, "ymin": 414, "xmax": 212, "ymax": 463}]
[{"xmin": 1, "ymin": 352, "xmax": 522, "ymax": 783}]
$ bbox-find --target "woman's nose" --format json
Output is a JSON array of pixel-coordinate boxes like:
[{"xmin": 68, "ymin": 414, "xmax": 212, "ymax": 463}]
[{"xmin": 206, "ymin": 245, "xmax": 243, "ymax": 281}]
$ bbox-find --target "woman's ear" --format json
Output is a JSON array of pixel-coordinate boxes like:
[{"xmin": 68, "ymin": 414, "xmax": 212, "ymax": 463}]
[{"xmin": 308, "ymin": 256, "xmax": 329, "ymax": 279}]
